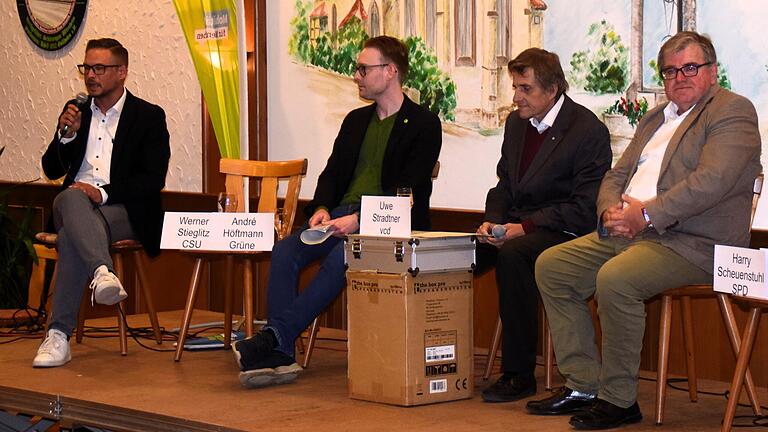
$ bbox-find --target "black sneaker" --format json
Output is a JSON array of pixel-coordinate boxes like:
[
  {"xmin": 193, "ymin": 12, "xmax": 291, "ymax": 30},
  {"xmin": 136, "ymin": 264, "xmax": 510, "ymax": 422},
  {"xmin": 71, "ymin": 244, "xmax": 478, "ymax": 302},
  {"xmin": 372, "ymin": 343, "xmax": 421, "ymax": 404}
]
[
  {"xmin": 232, "ymin": 329, "xmax": 276, "ymax": 370},
  {"xmin": 238, "ymin": 349, "xmax": 302, "ymax": 388},
  {"xmin": 482, "ymin": 373, "xmax": 537, "ymax": 402}
]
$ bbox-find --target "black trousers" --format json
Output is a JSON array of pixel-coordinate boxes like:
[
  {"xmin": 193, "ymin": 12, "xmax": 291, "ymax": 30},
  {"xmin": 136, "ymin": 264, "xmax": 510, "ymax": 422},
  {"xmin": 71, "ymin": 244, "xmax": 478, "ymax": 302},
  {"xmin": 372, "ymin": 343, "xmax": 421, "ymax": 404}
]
[{"xmin": 476, "ymin": 230, "xmax": 574, "ymax": 377}]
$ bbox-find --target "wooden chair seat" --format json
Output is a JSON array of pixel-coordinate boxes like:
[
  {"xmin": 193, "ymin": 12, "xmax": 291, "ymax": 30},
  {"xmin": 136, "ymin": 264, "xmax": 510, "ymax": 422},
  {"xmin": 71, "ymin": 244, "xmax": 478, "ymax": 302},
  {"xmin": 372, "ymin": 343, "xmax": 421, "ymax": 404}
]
[
  {"xmin": 173, "ymin": 158, "xmax": 307, "ymax": 362},
  {"xmin": 34, "ymin": 232, "xmax": 163, "ymax": 355}
]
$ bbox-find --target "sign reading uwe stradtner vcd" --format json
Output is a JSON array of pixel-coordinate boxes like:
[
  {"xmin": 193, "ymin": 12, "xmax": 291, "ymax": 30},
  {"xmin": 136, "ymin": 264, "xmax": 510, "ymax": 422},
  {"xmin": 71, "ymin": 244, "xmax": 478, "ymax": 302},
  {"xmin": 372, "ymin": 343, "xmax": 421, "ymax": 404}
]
[
  {"xmin": 713, "ymin": 245, "xmax": 768, "ymax": 299},
  {"xmin": 160, "ymin": 212, "xmax": 274, "ymax": 252}
]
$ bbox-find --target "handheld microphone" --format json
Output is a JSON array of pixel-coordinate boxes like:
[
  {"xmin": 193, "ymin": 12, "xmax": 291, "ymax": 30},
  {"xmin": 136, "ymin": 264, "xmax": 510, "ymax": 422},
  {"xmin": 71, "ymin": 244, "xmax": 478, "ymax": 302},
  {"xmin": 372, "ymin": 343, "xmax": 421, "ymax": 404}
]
[
  {"xmin": 61, "ymin": 92, "xmax": 89, "ymax": 136},
  {"xmin": 492, "ymin": 224, "xmax": 506, "ymax": 239}
]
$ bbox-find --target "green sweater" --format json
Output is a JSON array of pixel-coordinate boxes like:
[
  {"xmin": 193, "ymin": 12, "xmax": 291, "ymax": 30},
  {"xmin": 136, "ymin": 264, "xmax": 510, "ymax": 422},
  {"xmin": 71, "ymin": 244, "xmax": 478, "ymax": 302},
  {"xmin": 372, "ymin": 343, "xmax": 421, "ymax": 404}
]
[{"xmin": 340, "ymin": 112, "xmax": 397, "ymax": 205}]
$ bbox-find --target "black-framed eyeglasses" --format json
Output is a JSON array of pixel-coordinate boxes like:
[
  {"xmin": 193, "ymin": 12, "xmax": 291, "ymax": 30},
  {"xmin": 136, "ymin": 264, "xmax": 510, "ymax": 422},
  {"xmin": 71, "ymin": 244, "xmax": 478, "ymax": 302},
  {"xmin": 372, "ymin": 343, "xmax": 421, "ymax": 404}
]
[
  {"xmin": 660, "ymin": 62, "xmax": 712, "ymax": 80},
  {"xmin": 77, "ymin": 64, "xmax": 123, "ymax": 75},
  {"xmin": 355, "ymin": 63, "xmax": 389, "ymax": 77}
]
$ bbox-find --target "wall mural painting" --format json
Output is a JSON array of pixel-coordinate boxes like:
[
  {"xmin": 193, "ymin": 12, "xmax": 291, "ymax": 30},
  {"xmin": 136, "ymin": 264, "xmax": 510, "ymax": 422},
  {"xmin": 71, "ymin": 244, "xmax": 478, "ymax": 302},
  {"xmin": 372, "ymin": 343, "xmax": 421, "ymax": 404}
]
[{"xmin": 274, "ymin": 0, "xmax": 768, "ymax": 210}]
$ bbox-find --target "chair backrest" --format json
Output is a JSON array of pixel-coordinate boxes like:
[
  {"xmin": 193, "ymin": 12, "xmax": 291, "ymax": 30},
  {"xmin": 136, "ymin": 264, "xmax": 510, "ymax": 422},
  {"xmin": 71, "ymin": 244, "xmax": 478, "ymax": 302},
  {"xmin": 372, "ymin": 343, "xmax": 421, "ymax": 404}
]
[{"xmin": 219, "ymin": 158, "xmax": 308, "ymax": 239}]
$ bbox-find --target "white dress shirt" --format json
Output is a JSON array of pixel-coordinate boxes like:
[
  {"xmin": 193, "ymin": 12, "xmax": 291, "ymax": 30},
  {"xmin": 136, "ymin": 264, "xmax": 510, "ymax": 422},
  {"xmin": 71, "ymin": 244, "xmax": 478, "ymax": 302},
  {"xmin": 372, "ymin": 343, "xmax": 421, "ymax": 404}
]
[
  {"xmin": 529, "ymin": 94, "xmax": 565, "ymax": 134},
  {"xmin": 60, "ymin": 88, "xmax": 127, "ymax": 204},
  {"xmin": 624, "ymin": 101, "xmax": 694, "ymax": 202}
]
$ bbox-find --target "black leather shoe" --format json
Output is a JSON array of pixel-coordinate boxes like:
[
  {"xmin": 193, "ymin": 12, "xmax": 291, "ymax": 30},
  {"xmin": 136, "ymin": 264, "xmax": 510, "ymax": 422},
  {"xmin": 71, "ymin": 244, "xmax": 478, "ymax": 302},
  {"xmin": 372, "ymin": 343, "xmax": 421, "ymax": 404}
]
[
  {"xmin": 526, "ymin": 387, "xmax": 596, "ymax": 415},
  {"xmin": 481, "ymin": 373, "xmax": 536, "ymax": 403},
  {"xmin": 569, "ymin": 399, "xmax": 642, "ymax": 430}
]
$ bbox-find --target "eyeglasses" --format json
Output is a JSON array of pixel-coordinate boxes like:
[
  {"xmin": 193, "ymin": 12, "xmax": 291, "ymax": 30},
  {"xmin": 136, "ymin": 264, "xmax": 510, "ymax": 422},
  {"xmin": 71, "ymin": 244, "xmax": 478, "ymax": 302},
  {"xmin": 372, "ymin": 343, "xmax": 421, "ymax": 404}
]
[
  {"xmin": 660, "ymin": 62, "xmax": 712, "ymax": 80},
  {"xmin": 77, "ymin": 64, "xmax": 123, "ymax": 75},
  {"xmin": 355, "ymin": 63, "xmax": 389, "ymax": 77}
]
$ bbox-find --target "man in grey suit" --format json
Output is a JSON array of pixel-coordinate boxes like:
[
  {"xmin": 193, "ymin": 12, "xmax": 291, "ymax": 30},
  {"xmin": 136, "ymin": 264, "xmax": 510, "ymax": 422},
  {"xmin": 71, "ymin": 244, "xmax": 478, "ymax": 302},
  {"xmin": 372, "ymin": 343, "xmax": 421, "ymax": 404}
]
[{"xmin": 527, "ymin": 31, "xmax": 761, "ymax": 430}]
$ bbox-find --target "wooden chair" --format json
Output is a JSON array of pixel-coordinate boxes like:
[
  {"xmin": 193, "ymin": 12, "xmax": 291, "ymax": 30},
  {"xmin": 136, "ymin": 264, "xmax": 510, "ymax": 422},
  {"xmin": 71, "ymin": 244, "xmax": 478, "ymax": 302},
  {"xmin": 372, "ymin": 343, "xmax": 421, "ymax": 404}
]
[
  {"xmin": 34, "ymin": 234, "xmax": 163, "ymax": 355},
  {"xmin": 173, "ymin": 158, "xmax": 307, "ymax": 362},
  {"xmin": 653, "ymin": 175, "xmax": 764, "ymax": 424},
  {"xmin": 481, "ymin": 300, "xmax": 603, "ymax": 390},
  {"xmin": 301, "ymin": 161, "xmax": 441, "ymax": 368},
  {"xmin": 482, "ymin": 308, "xmax": 557, "ymax": 389},
  {"xmin": 722, "ymin": 297, "xmax": 768, "ymax": 431}
]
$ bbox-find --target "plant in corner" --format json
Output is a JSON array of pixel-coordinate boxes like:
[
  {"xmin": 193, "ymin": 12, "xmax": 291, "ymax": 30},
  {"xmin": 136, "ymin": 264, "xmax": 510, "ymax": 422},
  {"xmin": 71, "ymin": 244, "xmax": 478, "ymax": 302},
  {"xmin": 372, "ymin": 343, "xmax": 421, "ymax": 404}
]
[{"xmin": 0, "ymin": 146, "xmax": 38, "ymax": 311}]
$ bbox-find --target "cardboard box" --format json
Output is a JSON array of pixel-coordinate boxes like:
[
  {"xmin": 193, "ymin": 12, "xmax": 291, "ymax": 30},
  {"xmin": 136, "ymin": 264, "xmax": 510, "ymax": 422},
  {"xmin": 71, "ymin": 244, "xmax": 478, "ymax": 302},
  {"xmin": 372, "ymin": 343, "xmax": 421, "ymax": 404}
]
[{"xmin": 347, "ymin": 270, "xmax": 474, "ymax": 406}]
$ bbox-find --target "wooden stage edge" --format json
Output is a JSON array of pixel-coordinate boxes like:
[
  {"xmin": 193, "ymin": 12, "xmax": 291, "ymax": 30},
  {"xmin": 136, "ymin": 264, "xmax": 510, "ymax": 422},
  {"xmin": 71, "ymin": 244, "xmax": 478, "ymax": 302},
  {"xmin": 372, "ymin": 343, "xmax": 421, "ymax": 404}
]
[
  {"xmin": 0, "ymin": 310, "xmax": 763, "ymax": 432},
  {"xmin": 0, "ymin": 385, "xmax": 233, "ymax": 432}
]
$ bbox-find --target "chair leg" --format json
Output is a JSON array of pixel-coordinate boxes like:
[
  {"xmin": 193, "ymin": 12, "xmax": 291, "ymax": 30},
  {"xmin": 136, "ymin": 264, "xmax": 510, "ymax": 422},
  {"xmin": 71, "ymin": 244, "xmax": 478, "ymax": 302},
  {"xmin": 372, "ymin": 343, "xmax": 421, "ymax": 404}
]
[
  {"xmin": 680, "ymin": 296, "xmax": 698, "ymax": 402},
  {"xmin": 174, "ymin": 258, "xmax": 205, "ymax": 362},
  {"xmin": 133, "ymin": 251, "xmax": 162, "ymax": 344},
  {"xmin": 717, "ymin": 294, "xmax": 762, "ymax": 415},
  {"xmin": 722, "ymin": 307, "xmax": 762, "ymax": 432},
  {"xmin": 223, "ymin": 255, "xmax": 235, "ymax": 349},
  {"xmin": 75, "ymin": 290, "xmax": 88, "ymax": 344},
  {"xmin": 243, "ymin": 258, "xmax": 254, "ymax": 338},
  {"xmin": 544, "ymin": 322, "xmax": 554, "ymax": 390},
  {"xmin": 655, "ymin": 295, "xmax": 673, "ymax": 425},
  {"xmin": 302, "ymin": 317, "xmax": 320, "ymax": 369},
  {"xmin": 483, "ymin": 317, "xmax": 503, "ymax": 380},
  {"xmin": 113, "ymin": 252, "xmax": 128, "ymax": 356}
]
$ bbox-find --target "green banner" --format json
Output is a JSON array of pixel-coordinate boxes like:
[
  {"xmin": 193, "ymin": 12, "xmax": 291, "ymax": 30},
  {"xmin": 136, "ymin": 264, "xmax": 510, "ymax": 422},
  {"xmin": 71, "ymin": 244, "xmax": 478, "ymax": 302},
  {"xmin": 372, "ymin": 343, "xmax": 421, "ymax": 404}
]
[{"xmin": 173, "ymin": 0, "xmax": 240, "ymax": 159}]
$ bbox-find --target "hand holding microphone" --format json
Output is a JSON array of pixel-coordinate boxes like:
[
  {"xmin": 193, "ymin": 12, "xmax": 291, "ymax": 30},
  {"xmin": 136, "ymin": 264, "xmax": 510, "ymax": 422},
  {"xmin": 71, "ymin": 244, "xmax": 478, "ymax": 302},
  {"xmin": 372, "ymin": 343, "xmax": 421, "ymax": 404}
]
[
  {"xmin": 492, "ymin": 224, "xmax": 507, "ymax": 239},
  {"xmin": 59, "ymin": 92, "xmax": 89, "ymax": 137}
]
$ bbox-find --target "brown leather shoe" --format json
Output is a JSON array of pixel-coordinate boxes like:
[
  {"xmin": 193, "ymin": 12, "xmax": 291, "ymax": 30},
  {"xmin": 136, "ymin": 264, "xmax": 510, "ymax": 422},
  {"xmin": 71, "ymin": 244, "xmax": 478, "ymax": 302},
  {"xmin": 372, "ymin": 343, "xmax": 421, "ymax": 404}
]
[{"xmin": 526, "ymin": 387, "xmax": 596, "ymax": 415}]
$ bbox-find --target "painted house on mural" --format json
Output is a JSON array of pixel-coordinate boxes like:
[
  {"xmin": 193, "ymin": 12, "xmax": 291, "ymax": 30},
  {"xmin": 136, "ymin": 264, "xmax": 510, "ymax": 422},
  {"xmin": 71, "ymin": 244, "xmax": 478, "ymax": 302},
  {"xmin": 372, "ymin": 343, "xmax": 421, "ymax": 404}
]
[{"xmin": 307, "ymin": 0, "xmax": 547, "ymax": 130}]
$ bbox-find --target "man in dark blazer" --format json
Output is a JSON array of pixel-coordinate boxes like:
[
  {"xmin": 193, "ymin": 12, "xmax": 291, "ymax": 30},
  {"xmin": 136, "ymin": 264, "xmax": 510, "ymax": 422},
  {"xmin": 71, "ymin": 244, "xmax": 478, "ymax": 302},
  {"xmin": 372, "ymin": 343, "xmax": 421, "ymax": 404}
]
[
  {"xmin": 233, "ymin": 36, "xmax": 442, "ymax": 388},
  {"xmin": 34, "ymin": 38, "xmax": 170, "ymax": 368},
  {"xmin": 476, "ymin": 48, "xmax": 611, "ymax": 403},
  {"xmin": 530, "ymin": 32, "xmax": 761, "ymax": 430}
]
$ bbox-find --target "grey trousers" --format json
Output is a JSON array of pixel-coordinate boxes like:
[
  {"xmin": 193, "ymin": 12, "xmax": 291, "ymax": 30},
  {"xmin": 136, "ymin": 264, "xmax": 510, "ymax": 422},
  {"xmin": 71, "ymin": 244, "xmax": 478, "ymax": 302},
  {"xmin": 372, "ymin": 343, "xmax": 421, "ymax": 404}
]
[
  {"xmin": 535, "ymin": 232, "xmax": 711, "ymax": 408},
  {"xmin": 49, "ymin": 188, "xmax": 135, "ymax": 336}
]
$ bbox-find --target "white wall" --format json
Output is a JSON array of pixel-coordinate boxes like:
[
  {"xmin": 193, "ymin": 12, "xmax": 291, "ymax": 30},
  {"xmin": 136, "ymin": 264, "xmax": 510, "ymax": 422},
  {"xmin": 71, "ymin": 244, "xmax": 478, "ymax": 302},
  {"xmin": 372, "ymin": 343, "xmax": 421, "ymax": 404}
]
[{"xmin": 0, "ymin": 1, "xmax": 201, "ymax": 192}]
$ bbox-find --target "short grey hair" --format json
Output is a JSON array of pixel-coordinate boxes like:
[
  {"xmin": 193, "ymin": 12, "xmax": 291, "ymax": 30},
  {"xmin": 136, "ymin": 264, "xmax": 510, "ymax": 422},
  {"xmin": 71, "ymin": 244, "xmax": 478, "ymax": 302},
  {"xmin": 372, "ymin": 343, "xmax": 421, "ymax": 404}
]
[{"xmin": 657, "ymin": 31, "xmax": 717, "ymax": 69}]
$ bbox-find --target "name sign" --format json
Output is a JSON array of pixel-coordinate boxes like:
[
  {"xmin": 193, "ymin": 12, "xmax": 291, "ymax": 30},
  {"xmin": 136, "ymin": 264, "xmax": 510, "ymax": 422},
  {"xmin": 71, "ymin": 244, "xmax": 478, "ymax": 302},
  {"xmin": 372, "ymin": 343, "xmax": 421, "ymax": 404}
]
[
  {"xmin": 160, "ymin": 212, "xmax": 274, "ymax": 252},
  {"xmin": 360, "ymin": 196, "xmax": 411, "ymax": 237},
  {"xmin": 713, "ymin": 245, "xmax": 767, "ymax": 299}
]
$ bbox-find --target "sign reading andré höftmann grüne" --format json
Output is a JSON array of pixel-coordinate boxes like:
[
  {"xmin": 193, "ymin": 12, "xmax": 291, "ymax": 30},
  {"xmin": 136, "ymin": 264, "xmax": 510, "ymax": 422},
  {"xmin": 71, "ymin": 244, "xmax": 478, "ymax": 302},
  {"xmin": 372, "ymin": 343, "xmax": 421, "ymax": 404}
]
[{"xmin": 17, "ymin": 0, "xmax": 87, "ymax": 51}]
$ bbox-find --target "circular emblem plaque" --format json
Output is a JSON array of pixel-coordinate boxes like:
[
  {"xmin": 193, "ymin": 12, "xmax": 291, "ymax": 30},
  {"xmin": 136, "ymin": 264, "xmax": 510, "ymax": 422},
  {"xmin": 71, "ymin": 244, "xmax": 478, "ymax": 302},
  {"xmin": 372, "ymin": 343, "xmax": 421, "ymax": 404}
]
[{"xmin": 17, "ymin": 0, "xmax": 88, "ymax": 51}]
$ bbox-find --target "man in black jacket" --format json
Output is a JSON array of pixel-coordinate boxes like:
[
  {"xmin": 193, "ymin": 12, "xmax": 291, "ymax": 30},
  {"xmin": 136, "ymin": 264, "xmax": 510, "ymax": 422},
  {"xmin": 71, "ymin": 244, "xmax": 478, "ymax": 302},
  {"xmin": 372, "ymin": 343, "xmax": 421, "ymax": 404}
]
[
  {"xmin": 233, "ymin": 36, "xmax": 442, "ymax": 388},
  {"xmin": 476, "ymin": 48, "xmax": 611, "ymax": 402},
  {"xmin": 34, "ymin": 38, "xmax": 170, "ymax": 368}
]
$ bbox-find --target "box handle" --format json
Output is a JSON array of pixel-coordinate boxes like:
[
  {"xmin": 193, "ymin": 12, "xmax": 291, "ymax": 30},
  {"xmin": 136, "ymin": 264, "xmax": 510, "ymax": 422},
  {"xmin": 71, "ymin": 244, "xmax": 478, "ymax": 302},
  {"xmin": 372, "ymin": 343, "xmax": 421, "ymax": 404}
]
[
  {"xmin": 352, "ymin": 238, "xmax": 361, "ymax": 259},
  {"xmin": 394, "ymin": 241, "xmax": 404, "ymax": 262}
]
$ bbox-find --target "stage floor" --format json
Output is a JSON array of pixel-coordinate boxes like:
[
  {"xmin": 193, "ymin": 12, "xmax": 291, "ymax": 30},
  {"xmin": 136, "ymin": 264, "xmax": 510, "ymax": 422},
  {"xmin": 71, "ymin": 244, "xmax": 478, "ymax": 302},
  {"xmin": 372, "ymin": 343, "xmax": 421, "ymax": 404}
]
[{"xmin": 0, "ymin": 310, "xmax": 761, "ymax": 431}]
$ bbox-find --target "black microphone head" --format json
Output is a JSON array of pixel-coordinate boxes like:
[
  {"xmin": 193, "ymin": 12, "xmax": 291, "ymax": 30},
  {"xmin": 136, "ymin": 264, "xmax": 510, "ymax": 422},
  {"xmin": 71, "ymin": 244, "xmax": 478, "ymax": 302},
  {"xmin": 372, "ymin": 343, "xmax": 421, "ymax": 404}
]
[{"xmin": 74, "ymin": 92, "xmax": 89, "ymax": 108}]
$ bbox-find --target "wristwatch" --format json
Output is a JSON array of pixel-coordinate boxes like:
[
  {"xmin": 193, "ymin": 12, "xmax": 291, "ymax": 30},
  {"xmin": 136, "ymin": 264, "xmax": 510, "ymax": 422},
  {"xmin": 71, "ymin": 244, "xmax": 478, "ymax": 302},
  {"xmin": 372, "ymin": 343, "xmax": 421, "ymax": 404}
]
[{"xmin": 641, "ymin": 207, "xmax": 654, "ymax": 229}]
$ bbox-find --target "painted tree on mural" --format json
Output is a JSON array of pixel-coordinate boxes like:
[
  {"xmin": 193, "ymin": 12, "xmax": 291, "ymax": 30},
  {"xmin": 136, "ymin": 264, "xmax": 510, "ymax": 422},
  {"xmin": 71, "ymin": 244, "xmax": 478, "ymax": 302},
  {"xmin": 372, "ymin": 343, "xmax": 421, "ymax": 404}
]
[
  {"xmin": 287, "ymin": 0, "xmax": 456, "ymax": 120},
  {"xmin": 568, "ymin": 20, "xmax": 629, "ymax": 94},
  {"xmin": 403, "ymin": 37, "xmax": 457, "ymax": 122}
]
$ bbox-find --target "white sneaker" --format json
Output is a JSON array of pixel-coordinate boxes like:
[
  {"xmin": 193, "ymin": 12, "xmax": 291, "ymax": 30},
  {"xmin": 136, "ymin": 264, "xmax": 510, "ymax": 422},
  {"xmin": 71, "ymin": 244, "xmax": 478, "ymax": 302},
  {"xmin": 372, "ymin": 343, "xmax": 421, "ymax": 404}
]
[
  {"xmin": 33, "ymin": 329, "xmax": 71, "ymax": 368},
  {"xmin": 90, "ymin": 265, "xmax": 128, "ymax": 306}
]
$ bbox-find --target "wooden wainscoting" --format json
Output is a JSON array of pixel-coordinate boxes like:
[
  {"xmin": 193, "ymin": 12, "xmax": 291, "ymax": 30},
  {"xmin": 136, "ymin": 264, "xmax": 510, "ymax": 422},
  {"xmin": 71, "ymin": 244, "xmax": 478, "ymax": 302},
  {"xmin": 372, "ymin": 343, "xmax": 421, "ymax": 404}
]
[{"xmin": 6, "ymin": 181, "xmax": 768, "ymax": 383}]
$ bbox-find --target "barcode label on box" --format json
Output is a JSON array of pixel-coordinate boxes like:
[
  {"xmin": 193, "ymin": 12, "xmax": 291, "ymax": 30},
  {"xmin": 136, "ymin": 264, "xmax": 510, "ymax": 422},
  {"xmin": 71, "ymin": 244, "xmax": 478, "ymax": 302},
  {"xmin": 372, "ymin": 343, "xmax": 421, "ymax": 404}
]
[
  {"xmin": 425, "ymin": 345, "xmax": 455, "ymax": 362},
  {"xmin": 429, "ymin": 379, "xmax": 448, "ymax": 394}
]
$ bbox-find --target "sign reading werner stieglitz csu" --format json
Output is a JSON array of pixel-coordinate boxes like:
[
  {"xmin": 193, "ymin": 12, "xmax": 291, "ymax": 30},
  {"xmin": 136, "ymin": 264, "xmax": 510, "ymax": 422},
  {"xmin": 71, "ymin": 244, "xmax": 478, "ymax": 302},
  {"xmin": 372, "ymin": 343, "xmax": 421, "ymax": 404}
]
[
  {"xmin": 161, "ymin": 212, "xmax": 274, "ymax": 252},
  {"xmin": 713, "ymin": 245, "xmax": 767, "ymax": 299}
]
